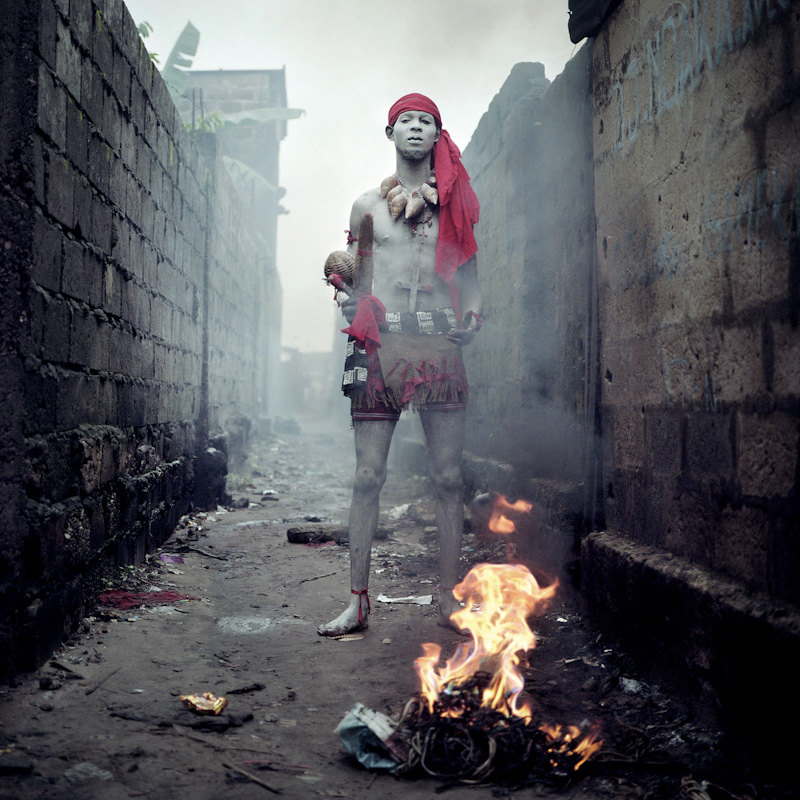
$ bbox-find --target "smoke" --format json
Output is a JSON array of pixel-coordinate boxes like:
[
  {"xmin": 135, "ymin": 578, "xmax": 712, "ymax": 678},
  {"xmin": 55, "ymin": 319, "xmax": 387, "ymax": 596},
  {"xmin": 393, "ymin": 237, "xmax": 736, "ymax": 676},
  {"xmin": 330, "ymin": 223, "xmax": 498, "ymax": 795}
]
[{"xmin": 122, "ymin": 0, "xmax": 575, "ymax": 353}]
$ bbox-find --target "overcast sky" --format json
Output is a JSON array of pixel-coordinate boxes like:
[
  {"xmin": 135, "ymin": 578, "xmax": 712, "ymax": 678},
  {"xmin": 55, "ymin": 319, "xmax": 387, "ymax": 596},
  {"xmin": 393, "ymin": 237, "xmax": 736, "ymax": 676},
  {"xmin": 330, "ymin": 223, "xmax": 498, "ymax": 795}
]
[{"xmin": 123, "ymin": 0, "xmax": 577, "ymax": 352}]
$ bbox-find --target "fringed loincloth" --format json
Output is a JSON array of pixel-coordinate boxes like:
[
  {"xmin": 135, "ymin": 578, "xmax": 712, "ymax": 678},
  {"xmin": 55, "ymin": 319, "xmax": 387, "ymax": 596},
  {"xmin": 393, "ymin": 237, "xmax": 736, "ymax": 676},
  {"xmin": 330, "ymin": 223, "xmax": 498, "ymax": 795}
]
[{"xmin": 343, "ymin": 330, "xmax": 468, "ymax": 411}]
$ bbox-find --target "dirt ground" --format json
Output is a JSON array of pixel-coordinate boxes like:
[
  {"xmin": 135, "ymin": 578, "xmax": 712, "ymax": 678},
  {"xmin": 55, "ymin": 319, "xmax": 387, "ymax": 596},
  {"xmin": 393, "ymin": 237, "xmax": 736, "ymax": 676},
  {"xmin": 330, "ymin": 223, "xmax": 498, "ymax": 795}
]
[{"xmin": 0, "ymin": 420, "xmax": 790, "ymax": 800}]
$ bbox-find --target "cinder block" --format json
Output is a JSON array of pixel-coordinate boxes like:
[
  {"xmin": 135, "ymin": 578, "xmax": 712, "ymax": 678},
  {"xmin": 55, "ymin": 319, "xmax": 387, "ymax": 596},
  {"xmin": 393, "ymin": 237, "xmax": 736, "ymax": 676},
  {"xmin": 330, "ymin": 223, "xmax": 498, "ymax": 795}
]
[
  {"xmin": 714, "ymin": 505, "xmax": 769, "ymax": 591},
  {"xmin": 102, "ymin": 0, "xmax": 126, "ymax": 38},
  {"xmin": 87, "ymin": 131, "xmax": 110, "ymax": 195},
  {"xmin": 107, "ymin": 151, "xmax": 125, "ymax": 210},
  {"xmin": 102, "ymin": 86, "xmax": 121, "ymax": 156},
  {"xmin": 61, "ymin": 236, "xmax": 99, "ymax": 304},
  {"xmin": 117, "ymin": 4, "xmax": 140, "ymax": 67},
  {"xmin": 685, "ymin": 412, "xmax": 734, "ymax": 482},
  {"xmin": 119, "ymin": 116, "xmax": 136, "ymax": 170},
  {"xmin": 80, "ymin": 62, "xmax": 104, "ymax": 131},
  {"xmin": 55, "ymin": 18, "xmax": 81, "ymax": 103},
  {"xmin": 69, "ymin": 0, "xmax": 93, "ymax": 46},
  {"xmin": 772, "ymin": 319, "xmax": 800, "ymax": 396},
  {"xmin": 101, "ymin": 260, "xmax": 121, "ymax": 316},
  {"xmin": 37, "ymin": 66, "xmax": 66, "ymax": 151},
  {"xmin": 611, "ymin": 405, "xmax": 645, "ymax": 469},
  {"xmin": 31, "ymin": 215, "xmax": 62, "ymax": 292},
  {"xmin": 124, "ymin": 169, "xmax": 143, "ymax": 223},
  {"xmin": 90, "ymin": 195, "xmax": 113, "ymax": 254},
  {"xmin": 46, "ymin": 154, "xmax": 75, "ymax": 229},
  {"xmin": 38, "ymin": 0, "xmax": 58, "ymax": 69},
  {"xmin": 111, "ymin": 42, "xmax": 131, "ymax": 110},
  {"xmin": 71, "ymin": 175, "xmax": 92, "ymax": 239},
  {"xmin": 68, "ymin": 306, "xmax": 106, "ymax": 370},
  {"xmin": 127, "ymin": 228, "xmax": 143, "ymax": 280},
  {"xmin": 91, "ymin": 7, "xmax": 113, "ymax": 77},
  {"xmin": 40, "ymin": 294, "xmax": 71, "ymax": 364},
  {"xmin": 737, "ymin": 411, "xmax": 797, "ymax": 498},
  {"xmin": 645, "ymin": 408, "xmax": 682, "ymax": 477},
  {"xmin": 116, "ymin": 378, "xmax": 147, "ymax": 427},
  {"xmin": 21, "ymin": 363, "xmax": 57, "ymax": 436},
  {"xmin": 129, "ymin": 76, "xmax": 145, "ymax": 135},
  {"xmin": 715, "ymin": 324, "xmax": 764, "ymax": 404},
  {"xmin": 56, "ymin": 370, "xmax": 105, "ymax": 429}
]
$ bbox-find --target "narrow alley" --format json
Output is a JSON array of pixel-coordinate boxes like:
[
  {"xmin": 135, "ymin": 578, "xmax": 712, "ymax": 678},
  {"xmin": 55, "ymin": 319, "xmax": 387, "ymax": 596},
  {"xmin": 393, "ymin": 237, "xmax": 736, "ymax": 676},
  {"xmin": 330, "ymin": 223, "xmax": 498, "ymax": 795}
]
[{"xmin": 0, "ymin": 419, "xmax": 776, "ymax": 800}]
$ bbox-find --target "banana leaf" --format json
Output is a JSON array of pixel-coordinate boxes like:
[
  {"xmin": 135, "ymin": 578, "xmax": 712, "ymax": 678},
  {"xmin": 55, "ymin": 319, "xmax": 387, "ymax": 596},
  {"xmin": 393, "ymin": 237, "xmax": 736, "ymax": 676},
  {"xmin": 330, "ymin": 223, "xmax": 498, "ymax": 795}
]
[{"xmin": 162, "ymin": 21, "xmax": 200, "ymax": 102}]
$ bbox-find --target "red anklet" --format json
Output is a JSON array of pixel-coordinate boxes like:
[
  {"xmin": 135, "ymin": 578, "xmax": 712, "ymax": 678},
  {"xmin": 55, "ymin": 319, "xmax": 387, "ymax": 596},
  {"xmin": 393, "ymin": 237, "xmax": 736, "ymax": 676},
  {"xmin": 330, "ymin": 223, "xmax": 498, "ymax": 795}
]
[{"xmin": 351, "ymin": 588, "xmax": 370, "ymax": 627}]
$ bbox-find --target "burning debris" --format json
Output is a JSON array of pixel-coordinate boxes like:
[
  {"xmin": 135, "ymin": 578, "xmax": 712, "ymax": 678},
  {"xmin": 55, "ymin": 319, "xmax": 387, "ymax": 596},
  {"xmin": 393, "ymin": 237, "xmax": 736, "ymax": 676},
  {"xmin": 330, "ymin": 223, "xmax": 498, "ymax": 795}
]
[
  {"xmin": 392, "ymin": 675, "xmax": 600, "ymax": 786},
  {"xmin": 392, "ymin": 561, "xmax": 601, "ymax": 787},
  {"xmin": 337, "ymin": 544, "xmax": 602, "ymax": 789}
]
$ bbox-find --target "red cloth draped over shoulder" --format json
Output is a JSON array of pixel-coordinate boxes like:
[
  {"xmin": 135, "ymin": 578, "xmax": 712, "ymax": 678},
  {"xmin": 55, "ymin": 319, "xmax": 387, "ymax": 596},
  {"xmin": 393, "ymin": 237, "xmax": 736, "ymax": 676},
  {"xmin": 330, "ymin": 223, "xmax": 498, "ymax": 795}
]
[{"xmin": 388, "ymin": 94, "xmax": 480, "ymax": 284}]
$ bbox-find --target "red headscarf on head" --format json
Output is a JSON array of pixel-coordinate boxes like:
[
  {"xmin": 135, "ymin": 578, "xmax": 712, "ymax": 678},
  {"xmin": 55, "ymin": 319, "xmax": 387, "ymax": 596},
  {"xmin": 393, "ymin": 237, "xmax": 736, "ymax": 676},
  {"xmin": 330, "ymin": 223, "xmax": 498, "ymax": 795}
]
[{"xmin": 388, "ymin": 94, "xmax": 480, "ymax": 284}]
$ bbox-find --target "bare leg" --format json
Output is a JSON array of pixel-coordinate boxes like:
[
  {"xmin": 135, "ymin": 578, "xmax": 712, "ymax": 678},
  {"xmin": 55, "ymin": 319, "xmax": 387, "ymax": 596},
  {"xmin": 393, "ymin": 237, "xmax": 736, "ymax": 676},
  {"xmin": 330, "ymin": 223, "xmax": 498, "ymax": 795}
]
[
  {"xmin": 419, "ymin": 408, "xmax": 466, "ymax": 629},
  {"xmin": 317, "ymin": 418, "xmax": 396, "ymax": 635}
]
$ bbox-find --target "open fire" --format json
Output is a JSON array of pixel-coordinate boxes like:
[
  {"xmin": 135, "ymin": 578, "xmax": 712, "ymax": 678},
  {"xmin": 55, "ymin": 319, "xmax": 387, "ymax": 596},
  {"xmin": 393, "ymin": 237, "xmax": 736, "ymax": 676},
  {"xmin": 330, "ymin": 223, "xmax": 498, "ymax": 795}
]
[
  {"xmin": 392, "ymin": 494, "xmax": 602, "ymax": 786},
  {"xmin": 415, "ymin": 562, "xmax": 557, "ymax": 719}
]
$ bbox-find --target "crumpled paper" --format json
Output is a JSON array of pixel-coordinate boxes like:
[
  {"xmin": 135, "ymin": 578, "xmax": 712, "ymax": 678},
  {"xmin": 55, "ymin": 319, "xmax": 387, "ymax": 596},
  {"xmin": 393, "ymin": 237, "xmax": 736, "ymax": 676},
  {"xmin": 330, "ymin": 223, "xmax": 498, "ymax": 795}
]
[
  {"xmin": 334, "ymin": 703, "xmax": 407, "ymax": 770},
  {"xmin": 376, "ymin": 594, "xmax": 433, "ymax": 605}
]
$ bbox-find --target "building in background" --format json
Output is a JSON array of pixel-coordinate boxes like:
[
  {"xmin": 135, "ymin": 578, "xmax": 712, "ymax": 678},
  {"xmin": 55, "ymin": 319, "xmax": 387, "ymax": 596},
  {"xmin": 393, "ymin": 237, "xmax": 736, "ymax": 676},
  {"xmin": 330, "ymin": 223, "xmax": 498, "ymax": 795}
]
[{"xmin": 176, "ymin": 69, "xmax": 294, "ymax": 425}]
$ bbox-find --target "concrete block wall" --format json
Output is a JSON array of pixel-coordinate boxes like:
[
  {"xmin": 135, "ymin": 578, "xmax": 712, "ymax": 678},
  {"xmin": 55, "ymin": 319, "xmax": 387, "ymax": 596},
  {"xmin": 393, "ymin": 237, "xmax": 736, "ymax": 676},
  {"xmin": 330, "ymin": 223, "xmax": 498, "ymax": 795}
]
[
  {"xmin": 581, "ymin": 0, "xmax": 800, "ymax": 758},
  {"xmin": 462, "ymin": 52, "xmax": 596, "ymax": 509},
  {"xmin": 591, "ymin": 0, "xmax": 800, "ymax": 604},
  {"xmin": 0, "ymin": 0, "xmax": 271, "ymax": 678}
]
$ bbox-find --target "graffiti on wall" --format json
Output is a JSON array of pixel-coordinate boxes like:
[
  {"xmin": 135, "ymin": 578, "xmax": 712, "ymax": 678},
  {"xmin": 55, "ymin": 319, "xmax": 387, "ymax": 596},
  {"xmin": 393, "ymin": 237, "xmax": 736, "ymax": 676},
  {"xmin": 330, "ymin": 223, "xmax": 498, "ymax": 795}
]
[
  {"xmin": 704, "ymin": 167, "xmax": 800, "ymax": 258},
  {"xmin": 606, "ymin": 164, "xmax": 798, "ymax": 292},
  {"xmin": 609, "ymin": 0, "xmax": 794, "ymax": 153},
  {"xmin": 664, "ymin": 357, "xmax": 719, "ymax": 411},
  {"xmin": 606, "ymin": 228, "xmax": 682, "ymax": 292}
]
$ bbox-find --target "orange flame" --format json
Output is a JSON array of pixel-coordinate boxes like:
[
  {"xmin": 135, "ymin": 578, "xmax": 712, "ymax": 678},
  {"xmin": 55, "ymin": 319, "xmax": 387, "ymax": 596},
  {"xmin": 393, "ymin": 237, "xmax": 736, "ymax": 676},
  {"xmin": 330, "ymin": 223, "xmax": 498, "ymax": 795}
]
[
  {"xmin": 415, "ymin": 563, "xmax": 557, "ymax": 718},
  {"xmin": 539, "ymin": 723, "xmax": 604, "ymax": 770},
  {"xmin": 488, "ymin": 496, "xmax": 533, "ymax": 536}
]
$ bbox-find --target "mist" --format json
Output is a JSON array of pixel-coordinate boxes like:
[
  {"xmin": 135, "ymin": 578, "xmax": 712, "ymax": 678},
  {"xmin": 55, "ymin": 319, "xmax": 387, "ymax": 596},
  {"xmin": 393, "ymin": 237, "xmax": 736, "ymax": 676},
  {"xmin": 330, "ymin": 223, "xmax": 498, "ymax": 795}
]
[{"xmin": 121, "ymin": 0, "xmax": 576, "ymax": 353}]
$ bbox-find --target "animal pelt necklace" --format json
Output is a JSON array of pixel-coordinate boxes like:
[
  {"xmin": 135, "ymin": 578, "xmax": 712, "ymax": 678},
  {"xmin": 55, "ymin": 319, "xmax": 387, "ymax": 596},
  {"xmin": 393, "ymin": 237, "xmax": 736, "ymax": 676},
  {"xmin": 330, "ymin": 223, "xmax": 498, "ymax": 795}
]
[{"xmin": 380, "ymin": 171, "xmax": 438, "ymax": 228}]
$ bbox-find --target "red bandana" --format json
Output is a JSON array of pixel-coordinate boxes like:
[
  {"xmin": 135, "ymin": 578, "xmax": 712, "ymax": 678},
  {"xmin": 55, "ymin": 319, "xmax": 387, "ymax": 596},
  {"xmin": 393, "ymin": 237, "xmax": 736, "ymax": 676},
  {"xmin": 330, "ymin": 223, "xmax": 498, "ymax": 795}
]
[{"xmin": 388, "ymin": 94, "xmax": 480, "ymax": 283}]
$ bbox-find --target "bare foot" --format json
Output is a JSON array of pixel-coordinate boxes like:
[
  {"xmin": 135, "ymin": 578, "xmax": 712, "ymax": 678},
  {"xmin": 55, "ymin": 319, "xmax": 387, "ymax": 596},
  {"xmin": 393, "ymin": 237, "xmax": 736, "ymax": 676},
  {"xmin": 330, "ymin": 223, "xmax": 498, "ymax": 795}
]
[
  {"xmin": 437, "ymin": 590, "xmax": 468, "ymax": 634},
  {"xmin": 317, "ymin": 595, "xmax": 369, "ymax": 636}
]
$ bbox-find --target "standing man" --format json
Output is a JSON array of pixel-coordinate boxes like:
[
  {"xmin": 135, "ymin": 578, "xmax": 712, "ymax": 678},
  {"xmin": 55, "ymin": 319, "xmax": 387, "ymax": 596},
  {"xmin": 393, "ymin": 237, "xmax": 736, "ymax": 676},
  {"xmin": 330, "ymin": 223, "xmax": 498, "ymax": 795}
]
[{"xmin": 318, "ymin": 94, "xmax": 483, "ymax": 636}]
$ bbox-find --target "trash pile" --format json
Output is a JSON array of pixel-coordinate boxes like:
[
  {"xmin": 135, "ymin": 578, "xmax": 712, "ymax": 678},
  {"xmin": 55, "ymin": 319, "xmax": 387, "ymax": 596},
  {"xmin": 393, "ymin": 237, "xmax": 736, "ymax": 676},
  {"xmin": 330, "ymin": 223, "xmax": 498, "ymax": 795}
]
[{"xmin": 335, "ymin": 560, "xmax": 602, "ymax": 790}]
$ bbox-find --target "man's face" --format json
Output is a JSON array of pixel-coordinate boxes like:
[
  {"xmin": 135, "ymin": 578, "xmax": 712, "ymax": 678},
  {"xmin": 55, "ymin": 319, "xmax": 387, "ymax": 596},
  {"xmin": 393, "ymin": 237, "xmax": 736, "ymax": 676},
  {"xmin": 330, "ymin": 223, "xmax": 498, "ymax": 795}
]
[{"xmin": 387, "ymin": 110, "xmax": 440, "ymax": 161}]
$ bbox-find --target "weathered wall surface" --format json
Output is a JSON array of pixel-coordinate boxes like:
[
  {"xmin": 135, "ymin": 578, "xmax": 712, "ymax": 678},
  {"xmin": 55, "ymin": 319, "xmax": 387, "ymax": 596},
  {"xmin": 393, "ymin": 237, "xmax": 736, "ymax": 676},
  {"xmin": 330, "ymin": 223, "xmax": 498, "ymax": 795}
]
[
  {"xmin": 0, "ymin": 0, "xmax": 274, "ymax": 677},
  {"xmin": 177, "ymin": 70, "xmax": 288, "ymax": 443},
  {"xmin": 463, "ymin": 53, "xmax": 596, "ymax": 517},
  {"xmin": 583, "ymin": 0, "xmax": 800, "ymax": 751},
  {"xmin": 591, "ymin": 0, "xmax": 800, "ymax": 603}
]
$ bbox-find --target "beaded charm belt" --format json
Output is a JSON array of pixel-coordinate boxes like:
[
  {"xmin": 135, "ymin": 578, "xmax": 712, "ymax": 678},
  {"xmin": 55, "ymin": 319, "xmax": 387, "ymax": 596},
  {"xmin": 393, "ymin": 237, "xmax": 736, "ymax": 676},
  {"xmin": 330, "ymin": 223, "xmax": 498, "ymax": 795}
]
[{"xmin": 384, "ymin": 307, "xmax": 458, "ymax": 335}]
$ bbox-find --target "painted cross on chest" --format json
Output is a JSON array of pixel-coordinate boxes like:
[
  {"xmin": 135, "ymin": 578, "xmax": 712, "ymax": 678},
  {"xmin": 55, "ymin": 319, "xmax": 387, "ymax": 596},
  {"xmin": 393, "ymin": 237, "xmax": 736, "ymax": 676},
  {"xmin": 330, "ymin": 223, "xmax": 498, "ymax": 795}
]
[{"xmin": 396, "ymin": 261, "xmax": 433, "ymax": 311}]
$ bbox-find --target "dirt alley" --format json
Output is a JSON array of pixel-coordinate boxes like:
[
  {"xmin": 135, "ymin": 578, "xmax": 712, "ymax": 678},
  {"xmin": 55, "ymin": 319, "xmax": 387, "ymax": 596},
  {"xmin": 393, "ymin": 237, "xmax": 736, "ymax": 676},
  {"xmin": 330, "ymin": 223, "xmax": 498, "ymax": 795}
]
[{"xmin": 0, "ymin": 418, "xmax": 786, "ymax": 800}]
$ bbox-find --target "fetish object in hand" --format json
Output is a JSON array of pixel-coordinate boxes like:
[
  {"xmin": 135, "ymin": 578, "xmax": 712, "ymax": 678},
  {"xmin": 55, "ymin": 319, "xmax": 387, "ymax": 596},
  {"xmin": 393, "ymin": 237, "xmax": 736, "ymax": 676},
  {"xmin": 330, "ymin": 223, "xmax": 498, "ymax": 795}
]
[{"xmin": 324, "ymin": 250, "xmax": 356, "ymax": 288}]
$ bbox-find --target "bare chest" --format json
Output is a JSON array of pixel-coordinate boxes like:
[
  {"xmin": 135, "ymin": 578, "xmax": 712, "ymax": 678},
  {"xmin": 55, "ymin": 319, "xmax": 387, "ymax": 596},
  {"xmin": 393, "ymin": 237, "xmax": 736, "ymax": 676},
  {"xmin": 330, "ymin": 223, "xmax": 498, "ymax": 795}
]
[{"xmin": 369, "ymin": 203, "xmax": 450, "ymax": 312}]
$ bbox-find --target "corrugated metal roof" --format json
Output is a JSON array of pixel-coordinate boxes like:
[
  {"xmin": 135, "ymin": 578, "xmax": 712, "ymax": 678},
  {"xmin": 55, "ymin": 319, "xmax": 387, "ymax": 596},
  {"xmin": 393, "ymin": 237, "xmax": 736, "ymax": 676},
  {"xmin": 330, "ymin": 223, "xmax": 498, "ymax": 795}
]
[{"xmin": 568, "ymin": 0, "xmax": 623, "ymax": 42}]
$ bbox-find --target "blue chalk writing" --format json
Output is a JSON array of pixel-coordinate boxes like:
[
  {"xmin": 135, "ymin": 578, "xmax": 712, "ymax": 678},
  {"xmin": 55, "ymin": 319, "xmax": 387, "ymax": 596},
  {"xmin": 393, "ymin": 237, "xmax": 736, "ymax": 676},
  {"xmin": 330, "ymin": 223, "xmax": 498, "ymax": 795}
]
[
  {"xmin": 704, "ymin": 167, "xmax": 799, "ymax": 258},
  {"xmin": 609, "ymin": 0, "xmax": 795, "ymax": 154},
  {"xmin": 610, "ymin": 228, "xmax": 681, "ymax": 291}
]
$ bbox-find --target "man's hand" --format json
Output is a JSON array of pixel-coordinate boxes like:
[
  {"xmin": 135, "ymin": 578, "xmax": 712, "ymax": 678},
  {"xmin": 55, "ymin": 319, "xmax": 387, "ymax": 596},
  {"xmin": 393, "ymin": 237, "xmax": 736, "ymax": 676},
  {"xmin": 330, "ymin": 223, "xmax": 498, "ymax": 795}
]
[
  {"xmin": 446, "ymin": 314, "xmax": 480, "ymax": 347},
  {"xmin": 340, "ymin": 293, "xmax": 359, "ymax": 323}
]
